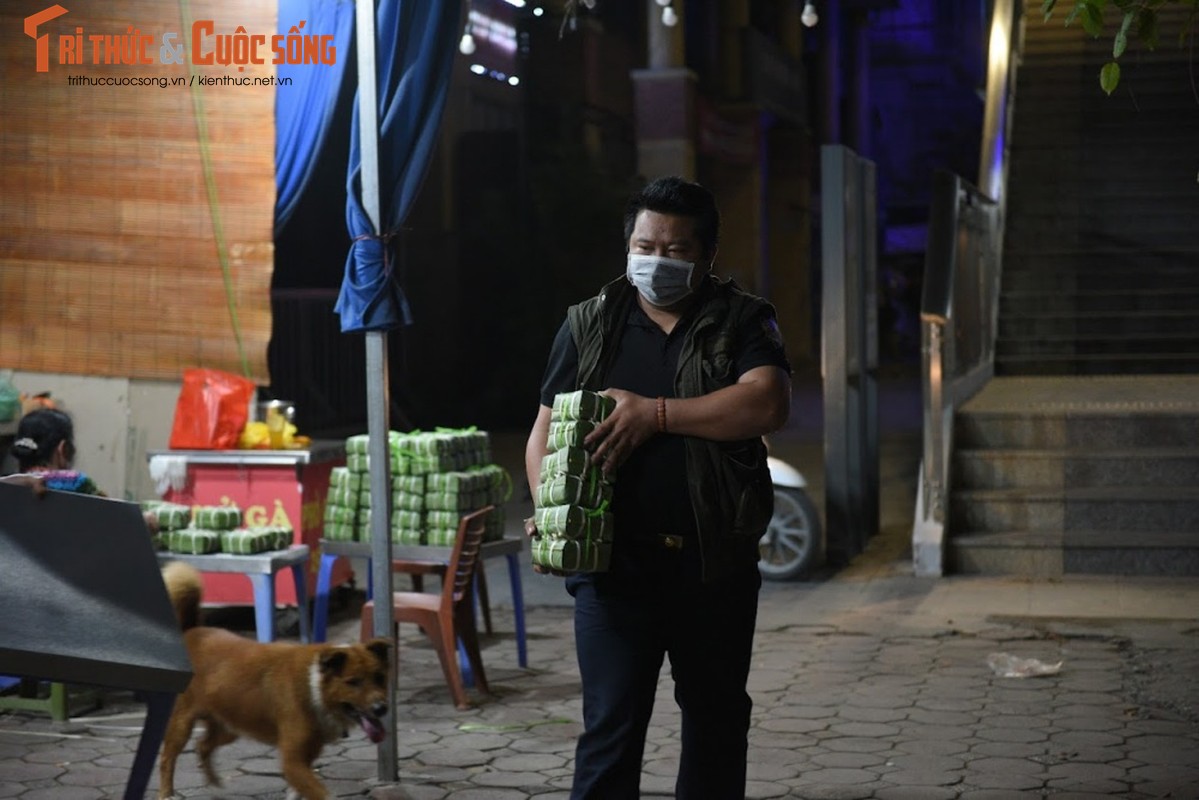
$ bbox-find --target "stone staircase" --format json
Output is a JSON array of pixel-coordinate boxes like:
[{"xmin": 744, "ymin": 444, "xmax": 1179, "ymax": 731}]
[
  {"xmin": 996, "ymin": 3, "xmax": 1199, "ymax": 376},
  {"xmin": 940, "ymin": 4, "xmax": 1199, "ymax": 576},
  {"xmin": 946, "ymin": 376, "xmax": 1199, "ymax": 576}
]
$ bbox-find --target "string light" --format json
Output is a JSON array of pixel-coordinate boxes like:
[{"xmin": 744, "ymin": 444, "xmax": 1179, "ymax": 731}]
[
  {"xmin": 661, "ymin": 4, "xmax": 677, "ymax": 26},
  {"xmin": 801, "ymin": 1, "xmax": 819, "ymax": 28},
  {"xmin": 459, "ymin": 1, "xmax": 476, "ymax": 54}
]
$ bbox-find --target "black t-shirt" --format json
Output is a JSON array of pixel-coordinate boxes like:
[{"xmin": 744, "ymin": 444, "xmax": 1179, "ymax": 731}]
[{"xmin": 538, "ymin": 287, "xmax": 790, "ymax": 543}]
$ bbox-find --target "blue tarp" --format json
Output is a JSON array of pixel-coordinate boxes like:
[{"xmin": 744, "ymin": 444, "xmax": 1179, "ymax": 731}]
[
  {"xmin": 335, "ymin": 0, "xmax": 461, "ymax": 333},
  {"xmin": 273, "ymin": 0, "xmax": 355, "ymax": 233}
]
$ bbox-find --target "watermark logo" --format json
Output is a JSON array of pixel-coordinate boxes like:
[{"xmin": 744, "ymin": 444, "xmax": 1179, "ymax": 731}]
[
  {"xmin": 23, "ymin": 6, "xmax": 336, "ymax": 73},
  {"xmin": 25, "ymin": 4, "xmax": 69, "ymax": 72}
]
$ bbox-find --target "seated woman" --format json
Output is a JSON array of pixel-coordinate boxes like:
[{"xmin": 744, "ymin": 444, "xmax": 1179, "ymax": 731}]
[
  {"xmin": 6, "ymin": 408, "xmax": 158, "ymax": 530},
  {"xmin": 9, "ymin": 408, "xmax": 103, "ymax": 494}
]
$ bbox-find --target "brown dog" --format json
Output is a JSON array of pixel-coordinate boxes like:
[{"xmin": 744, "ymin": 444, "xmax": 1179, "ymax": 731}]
[{"xmin": 158, "ymin": 561, "xmax": 391, "ymax": 800}]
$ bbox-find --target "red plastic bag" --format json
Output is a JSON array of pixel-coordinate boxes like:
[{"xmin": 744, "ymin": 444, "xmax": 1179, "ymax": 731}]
[{"xmin": 168, "ymin": 368, "xmax": 256, "ymax": 450}]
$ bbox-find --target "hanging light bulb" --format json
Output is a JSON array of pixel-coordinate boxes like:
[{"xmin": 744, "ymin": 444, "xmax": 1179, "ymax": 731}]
[
  {"xmin": 459, "ymin": 29, "xmax": 476, "ymax": 54},
  {"xmin": 801, "ymin": 1, "xmax": 818, "ymax": 27},
  {"xmin": 581, "ymin": 0, "xmax": 597, "ymax": 9},
  {"xmin": 654, "ymin": 0, "xmax": 671, "ymax": 6},
  {"xmin": 662, "ymin": 4, "xmax": 678, "ymax": 26}
]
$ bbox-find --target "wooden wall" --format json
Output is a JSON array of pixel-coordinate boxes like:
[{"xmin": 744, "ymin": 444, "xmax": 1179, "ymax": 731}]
[{"xmin": 0, "ymin": 0, "xmax": 276, "ymax": 382}]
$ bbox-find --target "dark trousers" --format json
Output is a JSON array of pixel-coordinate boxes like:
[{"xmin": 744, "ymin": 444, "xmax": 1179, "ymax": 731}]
[{"xmin": 566, "ymin": 542, "xmax": 761, "ymax": 799}]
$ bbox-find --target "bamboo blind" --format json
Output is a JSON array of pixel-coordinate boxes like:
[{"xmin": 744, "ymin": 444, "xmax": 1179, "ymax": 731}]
[{"xmin": 0, "ymin": 0, "xmax": 275, "ymax": 382}]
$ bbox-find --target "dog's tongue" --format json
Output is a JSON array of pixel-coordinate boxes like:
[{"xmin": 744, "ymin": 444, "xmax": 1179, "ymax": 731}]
[{"xmin": 360, "ymin": 715, "xmax": 386, "ymax": 743}]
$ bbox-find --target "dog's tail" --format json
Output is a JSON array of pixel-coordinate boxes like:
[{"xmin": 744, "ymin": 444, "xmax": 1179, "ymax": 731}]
[{"xmin": 161, "ymin": 560, "xmax": 203, "ymax": 631}]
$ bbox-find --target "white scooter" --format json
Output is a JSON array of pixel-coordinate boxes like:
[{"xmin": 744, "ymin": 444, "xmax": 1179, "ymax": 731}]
[{"xmin": 759, "ymin": 456, "xmax": 823, "ymax": 580}]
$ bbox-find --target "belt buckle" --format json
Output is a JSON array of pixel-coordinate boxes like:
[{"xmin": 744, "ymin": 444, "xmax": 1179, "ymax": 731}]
[{"xmin": 659, "ymin": 534, "xmax": 684, "ymax": 551}]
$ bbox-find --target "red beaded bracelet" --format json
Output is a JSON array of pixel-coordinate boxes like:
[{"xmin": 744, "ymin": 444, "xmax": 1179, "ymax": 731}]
[{"xmin": 656, "ymin": 396, "xmax": 667, "ymax": 433}]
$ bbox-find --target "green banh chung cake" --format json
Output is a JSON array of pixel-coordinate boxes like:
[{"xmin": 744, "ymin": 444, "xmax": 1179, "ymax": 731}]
[
  {"xmin": 324, "ymin": 428, "xmax": 510, "ymax": 547},
  {"xmin": 142, "ymin": 500, "xmax": 293, "ymax": 556},
  {"xmin": 532, "ymin": 390, "xmax": 615, "ymax": 574}
]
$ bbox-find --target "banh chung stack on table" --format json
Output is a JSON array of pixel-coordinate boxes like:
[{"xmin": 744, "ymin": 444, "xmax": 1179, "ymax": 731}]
[
  {"xmin": 322, "ymin": 428, "xmax": 509, "ymax": 547},
  {"xmin": 147, "ymin": 442, "xmax": 352, "ymax": 604}
]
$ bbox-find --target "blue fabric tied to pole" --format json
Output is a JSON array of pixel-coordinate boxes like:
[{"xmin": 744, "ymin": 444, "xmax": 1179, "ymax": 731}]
[
  {"xmin": 273, "ymin": 0, "xmax": 354, "ymax": 234},
  {"xmin": 335, "ymin": 0, "xmax": 461, "ymax": 333}
]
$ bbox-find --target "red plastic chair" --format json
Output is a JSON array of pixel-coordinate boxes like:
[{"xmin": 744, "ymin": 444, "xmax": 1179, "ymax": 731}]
[{"xmin": 360, "ymin": 505, "xmax": 493, "ymax": 709}]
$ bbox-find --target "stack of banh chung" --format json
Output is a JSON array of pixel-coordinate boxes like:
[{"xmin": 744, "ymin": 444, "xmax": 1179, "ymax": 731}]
[
  {"xmin": 322, "ymin": 464, "xmax": 364, "ymax": 542},
  {"xmin": 532, "ymin": 390, "xmax": 616, "ymax": 573},
  {"xmin": 146, "ymin": 498, "xmax": 293, "ymax": 555},
  {"xmin": 142, "ymin": 500, "xmax": 191, "ymax": 550},
  {"xmin": 328, "ymin": 429, "xmax": 509, "ymax": 546}
]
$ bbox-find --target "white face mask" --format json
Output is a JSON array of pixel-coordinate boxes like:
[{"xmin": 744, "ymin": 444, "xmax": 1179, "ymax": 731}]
[{"xmin": 626, "ymin": 253, "xmax": 695, "ymax": 307}]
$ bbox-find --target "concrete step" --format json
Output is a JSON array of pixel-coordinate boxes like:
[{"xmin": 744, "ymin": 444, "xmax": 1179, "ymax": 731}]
[
  {"xmin": 1005, "ymin": 228, "xmax": 1198, "ymax": 250},
  {"xmin": 999, "ymin": 288, "xmax": 1199, "ymax": 315},
  {"xmin": 947, "ymin": 530, "xmax": 1199, "ymax": 577},
  {"xmin": 953, "ymin": 448, "xmax": 1199, "ymax": 490},
  {"xmin": 949, "ymin": 487, "xmax": 1199, "ymax": 533},
  {"xmin": 1009, "ymin": 95, "xmax": 1199, "ymax": 119},
  {"xmin": 1001, "ymin": 266, "xmax": 1199, "ymax": 294},
  {"xmin": 994, "ymin": 353, "xmax": 1199, "ymax": 376},
  {"xmin": 1002, "ymin": 246, "xmax": 1199, "ymax": 262},
  {"xmin": 957, "ymin": 408, "xmax": 1199, "ymax": 449},
  {"xmin": 1005, "ymin": 209, "xmax": 1199, "ymax": 232},
  {"xmin": 998, "ymin": 310, "xmax": 1198, "ymax": 338},
  {"xmin": 996, "ymin": 333, "xmax": 1199, "ymax": 358},
  {"xmin": 1004, "ymin": 187, "xmax": 1199, "ymax": 210},
  {"xmin": 1008, "ymin": 146, "xmax": 1198, "ymax": 171}
]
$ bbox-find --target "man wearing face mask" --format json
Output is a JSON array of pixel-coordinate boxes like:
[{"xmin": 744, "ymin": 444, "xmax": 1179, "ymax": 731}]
[{"xmin": 525, "ymin": 176, "xmax": 792, "ymax": 799}]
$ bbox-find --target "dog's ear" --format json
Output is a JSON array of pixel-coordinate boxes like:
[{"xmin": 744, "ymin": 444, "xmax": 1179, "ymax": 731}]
[
  {"xmin": 364, "ymin": 638, "xmax": 392, "ymax": 666},
  {"xmin": 319, "ymin": 649, "xmax": 349, "ymax": 675}
]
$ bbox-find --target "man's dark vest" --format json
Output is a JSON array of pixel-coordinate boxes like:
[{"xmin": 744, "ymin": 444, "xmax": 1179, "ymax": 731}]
[{"xmin": 566, "ymin": 275, "xmax": 775, "ymax": 583}]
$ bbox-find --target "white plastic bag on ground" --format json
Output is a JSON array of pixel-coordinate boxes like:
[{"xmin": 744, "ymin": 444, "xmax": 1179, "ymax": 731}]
[{"xmin": 987, "ymin": 652, "xmax": 1063, "ymax": 678}]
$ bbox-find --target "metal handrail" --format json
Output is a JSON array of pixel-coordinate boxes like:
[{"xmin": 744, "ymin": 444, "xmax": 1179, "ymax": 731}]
[
  {"xmin": 911, "ymin": 0, "xmax": 1017, "ymax": 577},
  {"xmin": 913, "ymin": 173, "xmax": 1002, "ymax": 576}
]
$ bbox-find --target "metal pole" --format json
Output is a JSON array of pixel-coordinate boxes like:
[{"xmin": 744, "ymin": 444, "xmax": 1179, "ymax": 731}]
[
  {"xmin": 979, "ymin": 0, "xmax": 1015, "ymax": 208},
  {"xmin": 821, "ymin": 145, "xmax": 850, "ymax": 564},
  {"xmin": 859, "ymin": 160, "xmax": 879, "ymax": 545},
  {"xmin": 843, "ymin": 147, "xmax": 864, "ymax": 556},
  {"xmin": 354, "ymin": 0, "xmax": 397, "ymax": 783},
  {"xmin": 823, "ymin": 144, "xmax": 880, "ymax": 564}
]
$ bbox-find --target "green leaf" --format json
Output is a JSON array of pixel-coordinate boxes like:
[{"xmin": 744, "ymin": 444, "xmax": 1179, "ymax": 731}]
[
  {"xmin": 1081, "ymin": 2, "xmax": 1104, "ymax": 37},
  {"xmin": 1113, "ymin": 10, "xmax": 1134, "ymax": 57},
  {"xmin": 1064, "ymin": 2, "xmax": 1083, "ymax": 27},
  {"xmin": 1100, "ymin": 60, "xmax": 1121, "ymax": 94},
  {"xmin": 1042, "ymin": 0, "xmax": 1059, "ymax": 21}
]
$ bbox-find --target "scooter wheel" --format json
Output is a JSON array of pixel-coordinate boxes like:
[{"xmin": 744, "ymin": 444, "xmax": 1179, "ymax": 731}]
[{"xmin": 758, "ymin": 486, "xmax": 822, "ymax": 581}]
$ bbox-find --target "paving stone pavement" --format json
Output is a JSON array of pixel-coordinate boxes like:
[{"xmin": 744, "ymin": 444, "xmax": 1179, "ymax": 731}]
[{"xmin": 3, "ymin": 559, "xmax": 1199, "ymax": 799}]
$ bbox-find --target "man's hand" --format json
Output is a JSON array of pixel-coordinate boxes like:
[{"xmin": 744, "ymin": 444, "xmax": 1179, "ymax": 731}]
[
  {"xmin": 523, "ymin": 515, "xmax": 567, "ymax": 577},
  {"xmin": 583, "ymin": 388, "xmax": 659, "ymax": 478}
]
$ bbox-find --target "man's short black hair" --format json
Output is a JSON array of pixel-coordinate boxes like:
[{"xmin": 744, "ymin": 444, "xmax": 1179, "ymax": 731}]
[{"xmin": 623, "ymin": 176, "xmax": 720, "ymax": 258}]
